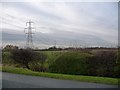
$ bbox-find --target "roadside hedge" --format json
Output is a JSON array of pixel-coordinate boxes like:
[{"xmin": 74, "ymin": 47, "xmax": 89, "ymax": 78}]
[
  {"xmin": 87, "ymin": 51, "xmax": 119, "ymax": 78},
  {"xmin": 49, "ymin": 52, "xmax": 91, "ymax": 75},
  {"xmin": 2, "ymin": 50, "xmax": 119, "ymax": 78},
  {"xmin": 49, "ymin": 51, "xmax": 119, "ymax": 78}
]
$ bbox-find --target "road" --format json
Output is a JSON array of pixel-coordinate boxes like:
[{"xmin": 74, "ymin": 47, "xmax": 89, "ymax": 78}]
[{"xmin": 2, "ymin": 72, "xmax": 118, "ymax": 88}]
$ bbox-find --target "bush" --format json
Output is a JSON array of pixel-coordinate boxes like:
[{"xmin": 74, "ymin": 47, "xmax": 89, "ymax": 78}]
[
  {"xmin": 49, "ymin": 52, "xmax": 91, "ymax": 75},
  {"xmin": 2, "ymin": 51, "xmax": 19, "ymax": 66},
  {"xmin": 87, "ymin": 51, "xmax": 119, "ymax": 78},
  {"xmin": 2, "ymin": 52, "xmax": 12, "ymax": 63},
  {"xmin": 49, "ymin": 51, "xmax": 119, "ymax": 78},
  {"xmin": 29, "ymin": 61, "xmax": 48, "ymax": 72},
  {"xmin": 3, "ymin": 49, "xmax": 119, "ymax": 78},
  {"xmin": 11, "ymin": 49, "xmax": 47, "ymax": 69}
]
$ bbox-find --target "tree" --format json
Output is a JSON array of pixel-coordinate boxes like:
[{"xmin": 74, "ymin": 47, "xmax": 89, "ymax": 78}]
[
  {"xmin": 3, "ymin": 45, "xmax": 18, "ymax": 51},
  {"xmin": 11, "ymin": 49, "xmax": 46, "ymax": 69}
]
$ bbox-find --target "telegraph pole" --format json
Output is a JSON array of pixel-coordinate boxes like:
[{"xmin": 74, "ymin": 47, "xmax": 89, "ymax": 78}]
[{"xmin": 24, "ymin": 20, "xmax": 34, "ymax": 49}]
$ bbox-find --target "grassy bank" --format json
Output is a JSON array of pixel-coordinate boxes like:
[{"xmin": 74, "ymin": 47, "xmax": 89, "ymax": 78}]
[{"xmin": 1, "ymin": 66, "xmax": 119, "ymax": 85}]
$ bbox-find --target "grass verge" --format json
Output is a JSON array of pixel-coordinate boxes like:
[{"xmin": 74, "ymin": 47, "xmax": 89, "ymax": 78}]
[{"xmin": 1, "ymin": 66, "xmax": 119, "ymax": 85}]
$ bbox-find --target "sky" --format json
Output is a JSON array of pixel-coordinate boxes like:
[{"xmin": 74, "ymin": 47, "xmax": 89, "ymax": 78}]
[{"xmin": 0, "ymin": 1, "xmax": 118, "ymax": 48}]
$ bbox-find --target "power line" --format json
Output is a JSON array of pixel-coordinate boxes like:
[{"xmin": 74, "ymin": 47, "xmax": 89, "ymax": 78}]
[
  {"xmin": 24, "ymin": 20, "xmax": 35, "ymax": 49},
  {"xmin": 34, "ymin": 35, "xmax": 50, "ymax": 45}
]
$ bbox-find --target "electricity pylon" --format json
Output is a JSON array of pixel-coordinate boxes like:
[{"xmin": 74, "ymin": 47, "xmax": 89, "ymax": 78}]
[{"xmin": 24, "ymin": 20, "xmax": 35, "ymax": 49}]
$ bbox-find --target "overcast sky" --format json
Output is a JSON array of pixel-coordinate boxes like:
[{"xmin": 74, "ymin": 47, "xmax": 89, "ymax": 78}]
[{"xmin": 1, "ymin": 1, "xmax": 118, "ymax": 48}]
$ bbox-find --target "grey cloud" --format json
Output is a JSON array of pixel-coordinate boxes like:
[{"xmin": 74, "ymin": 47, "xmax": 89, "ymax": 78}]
[{"xmin": 1, "ymin": 2, "xmax": 118, "ymax": 48}]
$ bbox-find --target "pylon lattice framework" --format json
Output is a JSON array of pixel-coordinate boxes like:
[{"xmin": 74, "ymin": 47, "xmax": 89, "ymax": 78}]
[{"xmin": 24, "ymin": 20, "xmax": 35, "ymax": 49}]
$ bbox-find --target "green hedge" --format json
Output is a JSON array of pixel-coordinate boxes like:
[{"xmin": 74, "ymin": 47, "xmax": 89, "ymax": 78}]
[
  {"xmin": 87, "ymin": 51, "xmax": 119, "ymax": 78},
  {"xmin": 2, "ymin": 50, "xmax": 119, "ymax": 78},
  {"xmin": 49, "ymin": 52, "xmax": 92, "ymax": 75},
  {"xmin": 49, "ymin": 51, "xmax": 119, "ymax": 78}
]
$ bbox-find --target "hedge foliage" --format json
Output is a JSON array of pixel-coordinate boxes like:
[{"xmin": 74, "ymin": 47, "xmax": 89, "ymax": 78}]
[
  {"xmin": 87, "ymin": 51, "xmax": 119, "ymax": 78},
  {"xmin": 2, "ymin": 50, "xmax": 119, "ymax": 78},
  {"xmin": 49, "ymin": 51, "xmax": 119, "ymax": 78},
  {"xmin": 49, "ymin": 52, "xmax": 91, "ymax": 75}
]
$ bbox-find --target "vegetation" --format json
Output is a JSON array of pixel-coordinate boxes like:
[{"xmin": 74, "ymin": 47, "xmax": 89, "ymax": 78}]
[
  {"xmin": 48, "ymin": 51, "xmax": 119, "ymax": 78},
  {"xmin": 10, "ymin": 49, "xmax": 47, "ymax": 69},
  {"xmin": 87, "ymin": 51, "xmax": 119, "ymax": 78},
  {"xmin": 2, "ymin": 51, "xmax": 18, "ymax": 66},
  {"xmin": 3, "ymin": 45, "xmax": 18, "ymax": 51},
  {"xmin": 49, "ymin": 52, "xmax": 91, "ymax": 75},
  {"xmin": 2, "ymin": 46, "xmax": 119, "ymax": 81},
  {"xmin": 1, "ymin": 66, "xmax": 119, "ymax": 85}
]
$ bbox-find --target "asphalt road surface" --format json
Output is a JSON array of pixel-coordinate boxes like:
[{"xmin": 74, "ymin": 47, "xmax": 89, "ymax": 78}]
[{"xmin": 2, "ymin": 72, "xmax": 118, "ymax": 88}]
